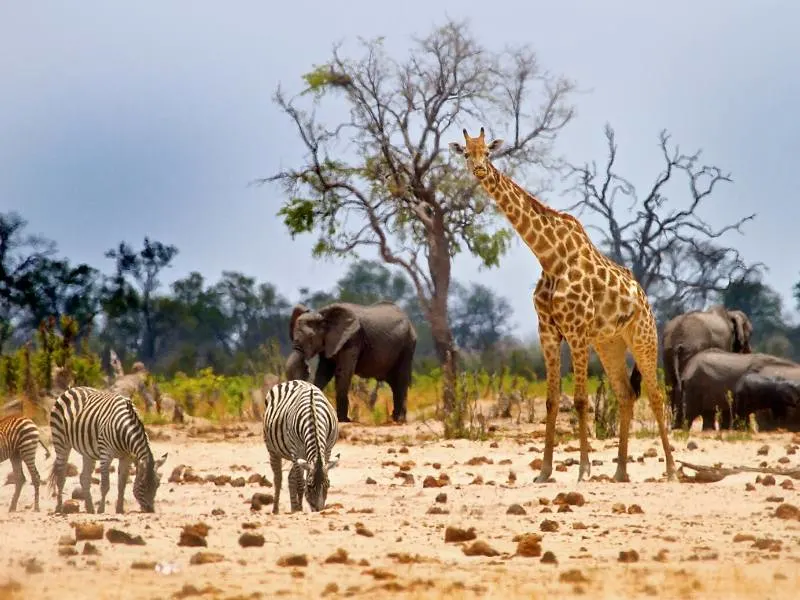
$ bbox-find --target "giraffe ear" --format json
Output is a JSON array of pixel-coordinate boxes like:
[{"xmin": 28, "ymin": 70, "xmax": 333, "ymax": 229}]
[
  {"xmin": 449, "ymin": 142, "xmax": 465, "ymax": 154},
  {"xmin": 487, "ymin": 139, "xmax": 504, "ymax": 154}
]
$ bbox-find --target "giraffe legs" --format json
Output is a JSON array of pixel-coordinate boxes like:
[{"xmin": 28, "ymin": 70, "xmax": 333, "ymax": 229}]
[
  {"xmin": 629, "ymin": 340, "xmax": 677, "ymax": 481},
  {"xmin": 594, "ymin": 339, "xmax": 637, "ymax": 482},
  {"xmin": 568, "ymin": 342, "xmax": 592, "ymax": 481},
  {"xmin": 534, "ymin": 325, "xmax": 563, "ymax": 483}
]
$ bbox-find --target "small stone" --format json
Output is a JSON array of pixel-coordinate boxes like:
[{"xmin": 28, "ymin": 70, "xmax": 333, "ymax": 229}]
[
  {"xmin": 131, "ymin": 561, "xmax": 157, "ymax": 570},
  {"xmin": 106, "ymin": 528, "xmax": 145, "ymax": 545},
  {"xmin": 435, "ymin": 493, "xmax": 447, "ymax": 504},
  {"xmin": 355, "ymin": 525, "xmax": 374, "ymax": 537},
  {"xmin": 559, "ymin": 569, "xmax": 589, "ymax": 583},
  {"xmin": 58, "ymin": 535, "xmax": 76, "ymax": 546},
  {"xmin": 757, "ymin": 445, "xmax": 770, "ymax": 456},
  {"xmin": 618, "ymin": 550, "xmax": 640, "ymax": 563},
  {"xmin": 643, "ymin": 448, "xmax": 658, "ymax": 458},
  {"xmin": 572, "ymin": 522, "xmax": 588, "ymax": 530},
  {"xmin": 539, "ymin": 497, "xmax": 550, "ymax": 506},
  {"xmin": 540, "ymin": 551, "xmax": 557, "ymax": 564},
  {"xmin": 426, "ymin": 506, "xmax": 449, "ymax": 515},
  {"xmin": 190, "ymin": 552, "xmax": 225, "ymax": 565},
  {"xmin": 774, "ymin": 503, "xmax": 800, "ymax": 520},
  {"xmin": 778, "ymin": 456, "xmax": 790, "ymax": 464},
  {"xmin": 366, "ymin": 477, "xmax": 377, "ymax": 485},
  {"xmin": 529, "ymin": 458, "xmax": 543, "ymax": 470},
  {"xmin": 733, "ymin": 533, "xmax": 756, "ymax": 542},
  {"xmin": 444, "ymin": 526, "xmax": 477, "ymax": 543},
  {"xmin": 325, "ymin": 548, "xmax": 349, "ymax": 564},
  {"xmin": 687, "ymin": 441, "xmax": 698, "ymax": 450},
  {"xmin": 515, "ymin": 533, "xmax": 542, "ymax": 557},
  {"xmin": 627, "ymin": 504, "xmax": 644, "ymax": 514},
  {"xmin": 58, "ymin": 546, "xmax": 78, "ymax": 557},
  {"xmin": 745, "ymin": 483, "xmax": 756, "ymax": 491},
  {"xmin": 653, "ymin": 549, "xmax": 669, "ymax": 562},
  {"xmin": 462, "ymin": 540, "xmax": 499, "ymax": 557},
  {"xmin": 239, "ymin": 532, "xmax": 265, "ymax": 548},
  {"xmin": 781, "ymin": 479, "xmax": 794, "ymax": 490},
  {"xmin": 766, "ymin": 496, "xmax": 784, "ymax": 503},
  {"xmin": 322, "ymin": 583, "xmax": 339, "ymax": 596},
  {"xmin": 507, "ymin": 504, "xmax": 526, "ymax": 516},
  {"xmin": 612, "ymin": 503, "xmax": 627, "ymax": 514},
  {"xmin": 250, "ymin": 493, "xmax": 274, "ymax": 511},
  {"xmin": 62, "ymin": 500, "xmax": 79, "ymax": 513},
  {"xmin": 74, "ymin": 523, "xmax": 104, "ymax": 541},
  {"xmin": 82, "ymin": 542, "xmax": 100, "ymax": 556},
  {"xmin": 230, "ymin": 477, "xmax": 246, "ymax": 488},
  {"xmin": 540, "ymin": 519, "xmax": 559, "ymax": 532},
  {"xmin": 211, "ymin": 508, "xmax": 225, "ymax": 516},
  {"xmin": 179, "ymin": 523, "xmax": 209, "ymax": 547},
  {"xmin": 213, "ymin": 474, "xmax": 231, "ymax": 486},
  {"xmin": 277, "ymin": 554, "xmax": 308, "ymax": 567}
]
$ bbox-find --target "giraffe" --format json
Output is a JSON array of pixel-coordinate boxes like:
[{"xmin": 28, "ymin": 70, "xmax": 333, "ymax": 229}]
[{"xmin": 449, "ymin": 127, "xmax": 677, "ymax": 483}]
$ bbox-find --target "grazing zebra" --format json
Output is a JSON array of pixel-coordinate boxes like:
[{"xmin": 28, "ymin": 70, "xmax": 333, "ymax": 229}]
[
  {"xmin": 0, "ymin": 415, "xmax": 50, "ymax": 512},
  {"xmin": 263, "ymin": 380, "xmax": 339, "ymax": 513},
  {"xmin": 48, "ymin": 386, "xmax": 168, "ymax": 514}
]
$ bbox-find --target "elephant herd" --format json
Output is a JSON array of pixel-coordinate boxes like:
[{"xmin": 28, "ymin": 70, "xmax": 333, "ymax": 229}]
[
  {"xmin": 281, "ymin": 299, "xmax": 800, "ymax": 432},
  {"xmin": 663, "ymin": 305, "xmax": 800, "ymax": 430}
]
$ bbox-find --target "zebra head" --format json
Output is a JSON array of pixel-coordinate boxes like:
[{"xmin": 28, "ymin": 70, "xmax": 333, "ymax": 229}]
[
  {"xmin": 294, "ymin": 453, "xmax": 339, "ymax": 512},
  {"xmin": 134, "ymin": 452, "xmax": 168, "ymax": 512}
]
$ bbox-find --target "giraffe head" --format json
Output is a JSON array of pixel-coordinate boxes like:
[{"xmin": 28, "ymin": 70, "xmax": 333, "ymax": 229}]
[{"xmin": 449, "ymin": 127, "xmax": 504, "ymax": 179}]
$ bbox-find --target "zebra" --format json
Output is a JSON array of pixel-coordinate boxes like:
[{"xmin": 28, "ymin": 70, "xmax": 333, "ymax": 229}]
[
  {"xmin": 263, "ymin": 379, "xmax": 339, "ymax": 513},
  {"xmin": 0, "ymin": 415, "xmax": 50, "ymax": 512},
  {"xmin": 48, "ymin": 386, "xmax": 168, "ymax": 514}
]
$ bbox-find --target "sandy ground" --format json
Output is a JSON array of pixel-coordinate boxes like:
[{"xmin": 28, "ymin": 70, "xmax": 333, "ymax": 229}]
[{"xmin": 1, "ymin": 414, "xmax": 800, "ymax": 600}]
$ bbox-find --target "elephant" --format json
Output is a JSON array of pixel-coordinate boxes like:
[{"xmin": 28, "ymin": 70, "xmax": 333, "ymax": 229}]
[
  {"xmin": 285, "ymin": 301, "xmax": 417, "ymax": 423},
  {"xmin": 679, "ymin": 349, "xmax": 798, "ymax": 430},
  {"xmin": 733, "ymin": 371, "xmax": 800, "ymax": 428},
  {"xmin": 661, "ymin": 305, "xmax": 753, "ymax": 427}
]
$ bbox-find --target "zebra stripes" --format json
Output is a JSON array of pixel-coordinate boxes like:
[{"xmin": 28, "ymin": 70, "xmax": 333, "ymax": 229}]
[
  {"xmin": 263, "ymin": 380, "xmax": 339, "ymax": 513},
  {"xmin": 48, "ymin": 386, "xmax": 168, "ymax": 514},
  {"xmin": 0, "ymin": 415, "xmax": 49, "ymax": 512}
]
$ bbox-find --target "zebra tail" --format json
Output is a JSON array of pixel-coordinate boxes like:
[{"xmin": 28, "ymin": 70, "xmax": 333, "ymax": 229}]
[
  {"xmin": 47, "ymin": 462, "xmax": 59, "ymax": 492},
  {"xmin": 39, "ymin": 438, "xmax": 51, "ymax": 459}
]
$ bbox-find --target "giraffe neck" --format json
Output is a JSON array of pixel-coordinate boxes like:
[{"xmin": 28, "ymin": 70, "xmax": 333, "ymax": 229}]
[{"xmin": 478, "ymin": 163, "xmax": 582, "ymax": 272}]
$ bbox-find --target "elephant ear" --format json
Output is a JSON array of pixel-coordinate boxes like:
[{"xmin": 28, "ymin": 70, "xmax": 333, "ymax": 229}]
[
  {"xmin": 320, "ymin": 304, "xmax": 360, "ymax": 358},
  {"xmin": 289, "ymin": 304, "xmax": 310, "ymax": 340}
]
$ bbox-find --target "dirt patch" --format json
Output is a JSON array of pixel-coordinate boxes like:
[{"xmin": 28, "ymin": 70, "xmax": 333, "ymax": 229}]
[{"xmin": 0, "ymin": 421, "xmax": 799, "ymax": 598}]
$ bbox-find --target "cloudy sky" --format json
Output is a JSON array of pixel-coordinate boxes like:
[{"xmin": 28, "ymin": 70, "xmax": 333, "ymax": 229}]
[{"xmin": 2, "ymin": 1, "xmax": 797, "ymax": 337}]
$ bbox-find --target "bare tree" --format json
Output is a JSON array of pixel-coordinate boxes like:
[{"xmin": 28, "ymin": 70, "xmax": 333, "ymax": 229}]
[
  {"xmin": 263, "ymin": 19, "xmax": 575, "ymax": 411},
  {"xmin": 565, "ymin": 124, "xmax": 762, "ymax": 321}
]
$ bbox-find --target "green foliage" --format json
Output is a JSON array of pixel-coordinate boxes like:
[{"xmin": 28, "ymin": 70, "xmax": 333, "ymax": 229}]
[{"xmin": 158, "ymin": 367, "xmax": 258, "ymax": 420}]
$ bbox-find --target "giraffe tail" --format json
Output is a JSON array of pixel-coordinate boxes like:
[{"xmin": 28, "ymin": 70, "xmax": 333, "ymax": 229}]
[{"xmin": 630, "ymin": 364, "xmax": 642, "ymax": 398}]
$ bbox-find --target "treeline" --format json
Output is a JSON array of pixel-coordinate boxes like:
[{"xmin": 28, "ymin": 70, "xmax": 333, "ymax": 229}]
[
  {"xmin": 0, "ymin": 212, "xmax": 532, "ymax": 380},
  {"xmin": 3, "ymin": 210, "xmax": 800, "ymax": 388}
]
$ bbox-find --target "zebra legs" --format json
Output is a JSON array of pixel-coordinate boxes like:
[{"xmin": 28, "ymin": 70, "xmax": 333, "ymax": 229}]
[
  {"xmin": 98, "ymin": 456, "xmax": 112, "ymax": 513},
  {"xmin": 269, "ymin": 454, "xmax": 283, "ymax": 514},
  {"xmin": 80, "ymin": 458, "xmax": 96, "ymax": 514},
  {"xmin": 51, "ymin": 450, "xmax": 69, "ymax": 514},
  {"xmin": 23, "ymin": 454, "xmax": 41, "ymax": 512},
  {"xmin": 9, "ymin": 457, "xmax": 24, "ymax": 512},
  {"xmin": 288, "ymin": 464, "xmax": 304, "ymax": 513},
  {"xmin": 115, "ymin": 458, "xmax": 131, "ymax": 514}
]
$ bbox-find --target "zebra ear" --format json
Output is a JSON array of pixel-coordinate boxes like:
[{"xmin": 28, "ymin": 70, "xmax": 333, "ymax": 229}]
[
  {"xmin": 155, "ymin": 453, "xmax": 168, "ymax": 470},
  {"xmin": 327, "ymin": 453, "xmax": 340, "ymax": 470},
  {"xmin": 294, "ymin": 458, "xmax": 311, "ymax": 471}
]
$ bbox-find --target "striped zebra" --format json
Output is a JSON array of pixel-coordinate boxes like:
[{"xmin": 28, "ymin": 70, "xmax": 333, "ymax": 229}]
[
  {"xmin": 263, "ymin": 380, "xmax": 339, "ymax": 513},
  {"xmin": 48, "ymin": 386, "xmax": 168, "ymax": 514},
  {"xmin": 0, "ymin": 415, "xmax": 50, "ymax": 512}
]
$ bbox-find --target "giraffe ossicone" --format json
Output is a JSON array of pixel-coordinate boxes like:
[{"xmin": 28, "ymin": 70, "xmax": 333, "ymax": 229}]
[{"xmin": 451, "ymin": 126, "xmax": 677, "ymax": 484}]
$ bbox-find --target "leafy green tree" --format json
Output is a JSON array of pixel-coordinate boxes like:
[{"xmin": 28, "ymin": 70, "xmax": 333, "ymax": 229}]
[
  {"xmin": 335, "ymin": 260, "xmax": 411, "ymax": 305},
  {"xmin": 450, "ymin": 282, "xmax": 513, "ymax": 353},
  {"xmin": 102, "ymin": 237, "xmax": 178, "ymax": 365},
  {"xmin": 265, "ymin": 19, "xmax": 574, "ymax": 409}
]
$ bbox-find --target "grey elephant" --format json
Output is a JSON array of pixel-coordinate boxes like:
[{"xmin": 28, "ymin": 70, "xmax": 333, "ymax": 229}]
[
  {"xmin": 285, "ymin": 301, "xmax": 417, "ymax": 423},
  {"xmin": 733, "ymin": 372, "xmax": 800, "ymax": 428},
  {"xmin": 662, "ymin": 305, "xmax": 753, "ymax": 427},
  {"xmin": 679, "ymin": 349, "xmax": 798, "ymax": 429}
]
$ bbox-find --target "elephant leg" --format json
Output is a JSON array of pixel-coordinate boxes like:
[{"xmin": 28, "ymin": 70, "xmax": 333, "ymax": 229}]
[
  {"xmin": 333, "ymin": 348, "xmax": 359, "ymax": 423},
  {"xmin": 388, "ymin": 349, "xmax": 414, "ymax": 423},
  {"xmin": 313, "ymin": 358, "xmax": 335, "ymax": 392}
]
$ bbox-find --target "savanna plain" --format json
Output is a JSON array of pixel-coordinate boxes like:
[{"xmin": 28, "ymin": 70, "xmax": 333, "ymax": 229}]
[{"xmin": 1, "ymin": 397, "xmax": 800, "ymax": 600}]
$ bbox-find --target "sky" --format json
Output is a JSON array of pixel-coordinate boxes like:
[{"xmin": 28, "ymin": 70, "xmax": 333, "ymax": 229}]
[{"xmin": 2, "ymin": 1, "xmax": 799, "ymax": 338}]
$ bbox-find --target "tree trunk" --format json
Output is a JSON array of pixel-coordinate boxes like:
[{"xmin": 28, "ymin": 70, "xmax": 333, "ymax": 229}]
[{"xmin": 426, "ymin": 211, "xmax": 457, "ymax": 413}]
